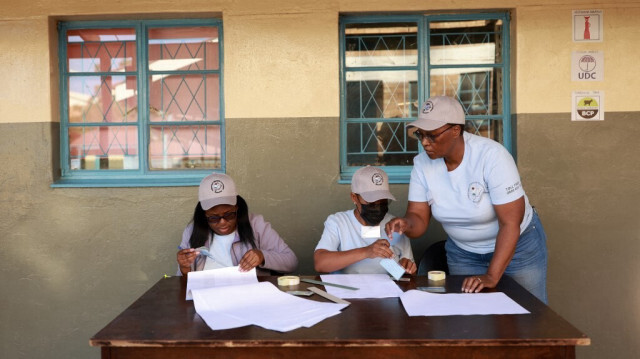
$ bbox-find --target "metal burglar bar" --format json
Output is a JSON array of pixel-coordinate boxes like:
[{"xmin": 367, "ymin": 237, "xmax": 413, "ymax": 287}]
[
  {"xmin": 340, "ymin": 13, "xmax": 510, "ymax": 183},
  {"xmin": 56, "ymin": 19, "xmax": 224, "ymax": 187}
]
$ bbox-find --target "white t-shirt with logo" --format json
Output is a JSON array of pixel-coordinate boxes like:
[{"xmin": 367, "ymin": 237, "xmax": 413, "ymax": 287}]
[
  {"xmin": 408, "ymin": 132, "xmax": 533, "ymax": 254},
  {"xmin": 315, "ymin": 210, "xmax": 414, "ymax": 274}
]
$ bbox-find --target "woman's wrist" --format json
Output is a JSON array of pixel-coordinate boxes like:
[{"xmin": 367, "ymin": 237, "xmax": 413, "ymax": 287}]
[{"xmin": 180, "ymin": 266, "xmax": 191, "ymax": 275}]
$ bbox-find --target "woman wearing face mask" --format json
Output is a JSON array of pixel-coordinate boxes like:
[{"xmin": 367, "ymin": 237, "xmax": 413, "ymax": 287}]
[
  {"xmin": 176, "ymin": 173, "xmax": 298, "ymax": 276},
  {"xmin": 314, "ymin": 166, "xmax": 416, "ymax": 275}
]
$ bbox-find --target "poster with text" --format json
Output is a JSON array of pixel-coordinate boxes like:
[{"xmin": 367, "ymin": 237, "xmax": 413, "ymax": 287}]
[
  {"xmin": 573, "ymin": 10, "xmax": 603, "ymax": 42},
  {"xmin": 572, "ymin": 91, "xmax": 604, "ymax": 121}
]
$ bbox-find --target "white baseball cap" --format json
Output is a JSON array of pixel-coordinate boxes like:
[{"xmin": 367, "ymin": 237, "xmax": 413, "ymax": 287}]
[
  {"xmin": 408, "ymin": 96, "xmax": 466, "ymax": 132},
  {"xmin": 198, "ymin": 173, "xmax": 238, "ymax": 210},
  {"xmin": 351, "ymin": 166, "xmax": 396, "ymax": 203}
]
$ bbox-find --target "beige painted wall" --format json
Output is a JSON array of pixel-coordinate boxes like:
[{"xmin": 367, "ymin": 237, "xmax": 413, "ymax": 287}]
[
  {"xmin": 1, "ymin": 1, "xmax": 639, "ymax": 359},
  {"xmin": 0, "ymin": 19, "xmax": 51, "ymax": 123},
  {"xmin": 515, "ymin": 5, "xmax": 640, "ymax": 113}
]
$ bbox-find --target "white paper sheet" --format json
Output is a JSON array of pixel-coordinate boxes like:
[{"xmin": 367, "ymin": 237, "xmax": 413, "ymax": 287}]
[
  {"xmin": 400, "ymin": 290, "xmax": 530, "ymax": 316},
  {"xmin": 186, "ymin": 266, "xmax": 257, "ymax": 300},
  {"xmin": 192, "ymin": 282, "xmax": 347, "ymax": 332},
  {"xmin": 320, "ymin": 274, "xmax": 403, "ymax": 299}
]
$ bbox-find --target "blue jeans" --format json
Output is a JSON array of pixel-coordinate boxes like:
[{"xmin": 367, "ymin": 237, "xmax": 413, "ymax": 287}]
[{"xmin": 445, "ymin": 210, "xmax": 548, "ymax": 304}]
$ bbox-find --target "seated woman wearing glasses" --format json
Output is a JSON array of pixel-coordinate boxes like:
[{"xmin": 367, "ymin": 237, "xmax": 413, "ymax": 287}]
[{"xmin": 176, "ymin": 173, "xmax": 298, "ymax": 276}]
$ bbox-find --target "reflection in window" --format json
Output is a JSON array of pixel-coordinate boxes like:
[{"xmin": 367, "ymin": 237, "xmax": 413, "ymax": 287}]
[
  {"xmin": 429, "ymin": 19, "xmax": 505, "ymax": 142},
  {"xmin": 340, "ymin": 15, "xmax": 510, "ymax": 181},
  {"xmin": 59, "ymin": 20, "xmax": 223, "ymax": 181},
  {"xmin": 343, "ymin": 23, "xmax": 420, "ymax": 167}
]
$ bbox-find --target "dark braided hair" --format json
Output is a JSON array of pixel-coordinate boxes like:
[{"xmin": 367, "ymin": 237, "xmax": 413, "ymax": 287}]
[{"xmin": 188, "ymin": 195, "xmax": 257, "ymax": 249}]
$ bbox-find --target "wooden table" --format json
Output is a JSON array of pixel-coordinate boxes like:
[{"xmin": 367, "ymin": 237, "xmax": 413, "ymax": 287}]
[{"xmin": 90, "ymin": 275, "xmax": 589, "ymax": 359}]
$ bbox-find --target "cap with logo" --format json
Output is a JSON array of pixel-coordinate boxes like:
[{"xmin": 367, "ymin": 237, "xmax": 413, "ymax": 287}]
[
  {"xmin": 408, "ymin": 96, "xmax": 465, "ymax": 132},
  {"xmin": 198, "ymin": 173, "xmax": 238, "ymax": 210},
  {"xmin": 351, "ymin": 166, "xmax": 396, "ymax": 203}
]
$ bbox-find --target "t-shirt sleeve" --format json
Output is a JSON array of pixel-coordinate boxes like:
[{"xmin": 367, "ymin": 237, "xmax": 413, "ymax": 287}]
[
  {"xmin": 315, "ymin": 215, "xmax": 341, "ymax": 252},
  {"xmin": 408, "ymin": 156, "xmax": 432, "ymax": 203},
  {"xmin": 485, "ymin": 146, "xmax": 526, "ymax": 205}
]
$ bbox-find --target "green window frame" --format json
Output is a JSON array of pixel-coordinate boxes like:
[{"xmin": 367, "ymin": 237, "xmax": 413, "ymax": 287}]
[
  {"xmin": 54, "ymin": 19, "xmax": 224, "ymax": 187},
  {"xmin": 339, "ymin": 13, "xmax": 511, "ymax": 183}
]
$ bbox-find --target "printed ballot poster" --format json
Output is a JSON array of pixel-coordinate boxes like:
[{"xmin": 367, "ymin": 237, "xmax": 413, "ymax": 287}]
[
  {"xmin": 572, "ymin": 91, "xmax": 604, "ymax": 121},
  {"xmin": 573, "ymin": 10, "xmax": 603, "ymax": 42},
  {"xmin": 572, "ymin": 51, "xmax": 604, "ymax": 81}
]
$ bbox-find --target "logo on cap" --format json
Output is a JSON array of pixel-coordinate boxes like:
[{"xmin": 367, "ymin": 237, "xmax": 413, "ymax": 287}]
[
  {"xmin": 421, "ymin": 101, "xmax": 434, "ymax": 114},
  {"xmin": 372, "ymin": 173, "xmax": 384, "ymax": 186},
  {"xmin": 211, "ymin": 180, "xmax": 224, "ymax": 193}
]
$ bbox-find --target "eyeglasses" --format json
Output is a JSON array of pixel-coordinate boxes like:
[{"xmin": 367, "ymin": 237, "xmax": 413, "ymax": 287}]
[
  {"xmin": 206, "ymin": 211, "xmax": 237, "ymax": 223},
  {"xmin": 414, "ymin": 125, "xmax": 454, "ymax": 143}
]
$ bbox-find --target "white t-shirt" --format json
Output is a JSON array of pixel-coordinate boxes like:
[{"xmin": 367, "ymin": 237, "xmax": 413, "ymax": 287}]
[
  {"xmin": 408, "ymin": 132, "xmax": 533, "ymax": 254},
  {"xmin": 315, "ymin": 210, "xmax": 414, "ymax": 274},
  {"xmin": 203, "ymin": 230, "xmax": 236, "ymax": 270}
]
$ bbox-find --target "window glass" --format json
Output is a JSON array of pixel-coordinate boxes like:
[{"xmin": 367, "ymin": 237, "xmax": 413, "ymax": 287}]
[
  {"xmin": 345, "ymin": 23, "xmax": 418, "ymax": 67},
  {"xmin": 68, "ymin": 76, "xmax": 138, "ymax": 123},
  {"xmin": 340, "ymin": 15, "xmax": 509, "ymax": 181},
  {"xmin": 69, "ymin": 126, "xmax": 139, "ymax": 170},
  {"xmin": 148, "ymin": 74, "xmax": 220, "ymax": 122},
  {"xmin": 149, "ymin": 125, "xmax": 221, "ymax": 170},
  {"xmin": 67, "ymin": 28, "xmax": 136, "ymax": 72},
  {"xmin": 59, "ymin": 20, "xmax": 223, "ymax": 185},
  {"xmin": 343, "ymin": 22, "xmax": 420, "ymax": 170},
  {"xmin": 429, "ymin": 19, "xmax": 503, "ymax": 64},
  {"xmin": 148, "ymin": 27, "xmax": 220, "ymax": 70}
]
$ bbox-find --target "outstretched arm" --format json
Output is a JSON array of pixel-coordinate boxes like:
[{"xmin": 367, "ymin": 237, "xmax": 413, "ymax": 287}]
[{"xmin": 385, "ymin": 201, "xmax": 431, "ymax": 239}]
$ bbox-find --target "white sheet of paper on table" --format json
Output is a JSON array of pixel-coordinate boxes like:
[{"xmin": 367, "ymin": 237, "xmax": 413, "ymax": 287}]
[
  {"xmin": 191, "ymin": 281, "xmax": 347, "ymax": 332},
  {"xmin": 320, "ymin": 274, "xmax": 403, "ymax": 299},
  {"xmin": 400, "ymin": 290, "xmax": 530, "ymax": 316}
]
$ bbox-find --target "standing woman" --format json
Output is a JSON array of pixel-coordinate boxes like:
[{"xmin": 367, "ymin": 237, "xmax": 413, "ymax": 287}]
[
  {"xmin": 386, "ymin": 96, "xmax": 548, "ymax": 303},
  {"xmin": 177, "ymin": 173, "xmax": 298, "ymax": 276}
]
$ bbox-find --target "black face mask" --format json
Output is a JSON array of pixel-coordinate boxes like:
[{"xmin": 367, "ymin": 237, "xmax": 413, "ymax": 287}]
[{"xmin": 358, "ymin": 201, "xmax": 389, "ymax": 226}]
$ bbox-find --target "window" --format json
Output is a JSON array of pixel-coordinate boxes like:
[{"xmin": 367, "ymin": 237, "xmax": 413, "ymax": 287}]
[
  {"xmin": 340, "ymin": 13, "xmax": 510, "ymax": 182},
  {"xmin": 55, "ymin": 19, "xmax": 224, "ymax": 187}
]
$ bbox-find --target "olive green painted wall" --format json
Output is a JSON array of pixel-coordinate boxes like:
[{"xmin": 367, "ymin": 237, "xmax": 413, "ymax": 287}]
[
  {"xmin": 2, "ymin": 112, "xmax": 639, "ymax": 359},
  {"xmin": 0, "ymin": 119, "xmax": 438, "ymax": 359},
  {"xmin": 517, "ymin": 112, "xmax": 640, "ymax": 359}
]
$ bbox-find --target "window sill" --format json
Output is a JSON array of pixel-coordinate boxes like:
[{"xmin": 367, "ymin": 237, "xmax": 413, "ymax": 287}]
[{"xmin": 51, "ymin": 174, "xmax": 214, "ymax": 188}]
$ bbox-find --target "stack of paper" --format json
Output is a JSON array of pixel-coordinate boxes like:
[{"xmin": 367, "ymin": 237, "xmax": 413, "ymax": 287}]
[
  {"xmin": 320, "ymin": 274, "xmax": 403, "ymax": 299},
  {"xmin": 186, "ymin": 266, "xmax": 258, "ymax": 300},
  {"xmin": 187, "ymin": 267, "xmax": 348, "ymax": 332},
  {"xmin": 400, "ymin": 290, "xmax": 530, "ymax": 316}
]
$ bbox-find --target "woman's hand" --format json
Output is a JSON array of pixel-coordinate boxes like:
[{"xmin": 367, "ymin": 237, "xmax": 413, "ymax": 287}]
[
  {"xmin": 177, "ymin": 248, "xmax": 199, "ymax": 275},
  {"xmin": 398, "ymin": 257, "xmax": 417, "ymax": 275},
  {"xmin": 238, "ymin": 249, "xmax": 265, "ymax": 272},
  {"xmin": 384, "ymin": 217, "xmax": 410, "ymax": 238},
  {"xmin": 365, "ymin": 239, "xmax": 394, "ymax": 259},
  {"xmin": 461, "ymin": 274, "xmax": 499, "ymax": 293}
]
